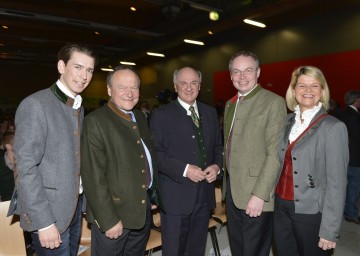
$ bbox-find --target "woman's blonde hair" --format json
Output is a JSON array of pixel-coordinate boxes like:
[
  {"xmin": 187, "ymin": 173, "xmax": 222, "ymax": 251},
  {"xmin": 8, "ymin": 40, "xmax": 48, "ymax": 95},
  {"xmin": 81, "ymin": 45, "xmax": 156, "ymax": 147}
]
[{"xmin": 285, "ymin": 66, "xmax": 330, "ymax": 111}]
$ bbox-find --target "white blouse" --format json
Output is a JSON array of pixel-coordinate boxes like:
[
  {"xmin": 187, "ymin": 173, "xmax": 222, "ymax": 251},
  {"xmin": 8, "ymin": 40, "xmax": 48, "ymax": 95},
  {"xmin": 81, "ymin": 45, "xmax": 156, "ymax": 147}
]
[{"xmin": 289, "ymin": 103, "xmax": 323, "ymax": 143}]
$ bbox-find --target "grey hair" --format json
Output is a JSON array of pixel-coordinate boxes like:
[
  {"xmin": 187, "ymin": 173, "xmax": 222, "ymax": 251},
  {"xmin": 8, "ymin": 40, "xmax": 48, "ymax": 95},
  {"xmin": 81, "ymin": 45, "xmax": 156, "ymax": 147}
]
[
  {"xmin": 228, "ymin": 51, "xmax": 260, "ymax": 71},
  {"xmin": 345, "ymin": 90, "xmax": 360, "ymax": 105},
  {"xmin": 173, "ymin": 67, "xmax": 202, "ymax": 84},
  {"xmin": 106, "ymin": 65, "xmax": 141, "ymax": 87}
]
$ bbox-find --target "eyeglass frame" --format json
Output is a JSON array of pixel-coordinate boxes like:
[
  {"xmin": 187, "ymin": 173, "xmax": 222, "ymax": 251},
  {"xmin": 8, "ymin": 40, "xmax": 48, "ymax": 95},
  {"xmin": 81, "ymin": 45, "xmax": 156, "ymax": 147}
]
[{"xmin": 230, "ymin": 68, "xmax": 258, "ymax": 76}]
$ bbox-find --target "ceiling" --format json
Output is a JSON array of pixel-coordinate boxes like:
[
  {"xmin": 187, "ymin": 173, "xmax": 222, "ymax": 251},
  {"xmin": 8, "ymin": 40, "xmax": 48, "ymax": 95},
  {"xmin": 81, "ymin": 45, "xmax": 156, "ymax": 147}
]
[{"xmin": 0, "ymin": 0, "xmax": 357, "ymax": 68}]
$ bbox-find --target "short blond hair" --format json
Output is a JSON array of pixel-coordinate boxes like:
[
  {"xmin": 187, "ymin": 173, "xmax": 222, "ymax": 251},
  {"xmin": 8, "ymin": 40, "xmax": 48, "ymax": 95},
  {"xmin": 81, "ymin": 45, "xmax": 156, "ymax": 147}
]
[{"xmin": 285, "ymin": 66, "xmax": 330, "ymax": 111}]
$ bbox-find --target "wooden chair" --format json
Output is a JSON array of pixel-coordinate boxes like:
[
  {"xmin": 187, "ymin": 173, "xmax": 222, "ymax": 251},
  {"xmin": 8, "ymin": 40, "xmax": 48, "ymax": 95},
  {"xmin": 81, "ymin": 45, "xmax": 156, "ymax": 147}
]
[
  {"xmin": 145, "ymin": 210, "xmax": 162, "ymax": 255},
  {"xmin": 208, "ymin": 218, "xmax": 221, "ymax": 256},
  {"xmin": 212, "ymin": 186, "xmax": 227, "ymax": 234},
  {"xmin": 0, "ymin": 200, "xmax": 26, "ymax": 256},
  {"xmin": 79, "ymin": 214, "xmax": 91, "ymax": 256},
  {"xmin": 145, "ymin": 228, "xmax": 162, "ymax": 256}
]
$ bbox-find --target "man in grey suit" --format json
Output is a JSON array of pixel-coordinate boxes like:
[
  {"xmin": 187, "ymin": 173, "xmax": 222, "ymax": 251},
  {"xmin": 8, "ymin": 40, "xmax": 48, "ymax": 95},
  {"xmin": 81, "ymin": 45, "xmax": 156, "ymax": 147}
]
[{"xmin": 11, "ymin": 43, "xmax": 97, "ymax": 255}]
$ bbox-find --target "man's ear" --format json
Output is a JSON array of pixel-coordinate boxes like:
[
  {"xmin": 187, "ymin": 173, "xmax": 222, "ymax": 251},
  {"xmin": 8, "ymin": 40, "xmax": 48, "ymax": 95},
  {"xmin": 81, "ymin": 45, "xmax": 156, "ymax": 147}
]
[{"xmin": 57, "ymin": 60, "xmax": 65, "ymax": 74}]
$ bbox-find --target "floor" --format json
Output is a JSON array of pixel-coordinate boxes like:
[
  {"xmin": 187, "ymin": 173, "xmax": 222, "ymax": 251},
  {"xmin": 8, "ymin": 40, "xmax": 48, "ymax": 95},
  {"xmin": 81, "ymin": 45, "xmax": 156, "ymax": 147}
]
[{"xmin": 150, "ymin": 217, "xmax": 360, "ymax": 256}]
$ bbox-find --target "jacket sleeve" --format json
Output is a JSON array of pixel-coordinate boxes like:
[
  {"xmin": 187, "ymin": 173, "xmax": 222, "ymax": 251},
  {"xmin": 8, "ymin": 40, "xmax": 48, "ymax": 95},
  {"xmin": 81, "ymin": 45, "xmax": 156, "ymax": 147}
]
[
  {"xmin": 149, "ymin": 109, "xmax": 188, "ymax": 183},
  {"xmin": 252, "ymin": 96, "xmax": 287, "ymax": 201},
  {"xmin": 14, "ymin": 97, "xmax": 55, "ymax": 231},
  {"xmin": 80, "ymin": 116, "xmax": 120, "ymax": 232},
  {"xmin": 319, "ymin": 121, "xmax": 349, "ymax": 242}
]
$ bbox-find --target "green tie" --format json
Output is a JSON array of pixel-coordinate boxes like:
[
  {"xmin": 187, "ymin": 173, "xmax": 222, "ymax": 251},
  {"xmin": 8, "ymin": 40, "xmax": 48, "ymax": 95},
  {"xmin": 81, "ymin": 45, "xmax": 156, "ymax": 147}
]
[{"xmin": 189, "ymin": 105, "xmax": 200, "ymax": 127}]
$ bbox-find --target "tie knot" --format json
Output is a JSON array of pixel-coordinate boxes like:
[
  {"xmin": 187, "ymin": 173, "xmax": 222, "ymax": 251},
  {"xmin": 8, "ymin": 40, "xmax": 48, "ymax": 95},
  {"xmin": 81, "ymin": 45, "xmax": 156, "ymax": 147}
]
[{"xmin": 189, "ymin": 105, "xmax": 195, "ymax": 113}]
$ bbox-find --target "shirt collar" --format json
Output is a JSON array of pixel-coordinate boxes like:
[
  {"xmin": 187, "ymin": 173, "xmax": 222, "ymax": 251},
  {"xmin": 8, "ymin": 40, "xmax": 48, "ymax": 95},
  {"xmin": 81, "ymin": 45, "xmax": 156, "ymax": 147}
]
[
  {"xmin": 177, "ymin": 97, "xmax": 198, "ymax": 116},
  {"xmin": 237, "ymin": 84, "xmax": 258, "ymax": 98},
  {"xmin": 56, "ymin": 80, "xmax": 82, "ymax": 109},
  {"xmin": 294, "ymin": 102, "xmax": 323, "ymax": 125},
  {"xmin": 349, "ymin": 105, "xmax": 358, "ymax": 112}
]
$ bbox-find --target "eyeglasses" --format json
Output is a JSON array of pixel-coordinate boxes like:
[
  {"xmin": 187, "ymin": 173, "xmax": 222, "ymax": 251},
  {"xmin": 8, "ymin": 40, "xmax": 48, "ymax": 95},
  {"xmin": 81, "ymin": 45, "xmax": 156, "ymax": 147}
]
[{"xmin": 231, "ymin": 68, "xmax": 257, "ymax": 76}]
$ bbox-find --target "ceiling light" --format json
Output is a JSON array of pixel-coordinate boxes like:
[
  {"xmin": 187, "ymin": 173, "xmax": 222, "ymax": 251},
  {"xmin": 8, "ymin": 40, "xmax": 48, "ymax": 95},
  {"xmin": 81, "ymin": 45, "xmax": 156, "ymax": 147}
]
[
  {"xmin": 147, "ymin": 52, "xmax": 165, "ymax": 57},
  {"xmin": 208, "ymin": 31, "xmax": 213, "ymax": 35},
  {"xmin": 209, "ymin": 11, "xmax": 219, "ymax": 21},
  {"xmin": 243, "ymin": 19, "xmax": 266, "ymax": 28},
  {"xmin": 120, "ymin": 61, "xmax": 136, "ymax": 66},
  {"xmin": 184, "ymin": 39, "xmax": 204, "ymax": 45},
  {"xmin": 2, "ymin": 25, "xmax": 9, "ymax": 29},
  {"xmin": 101, "ymin": 68, "xmax": 114, "ymax": 72},
  {"xmin": 130, "ymin": 7, "xmax": 136, "ymax": 12},
  {"xmin": 94, "ymin": 31, "xmax": 100, "ymax": 35}
]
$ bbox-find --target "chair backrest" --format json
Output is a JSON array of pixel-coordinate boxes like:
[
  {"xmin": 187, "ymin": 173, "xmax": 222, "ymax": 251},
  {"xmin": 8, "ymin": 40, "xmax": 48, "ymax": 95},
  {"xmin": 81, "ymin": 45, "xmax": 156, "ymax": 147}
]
[
  {"xmin": 0, "ymin": 201, "xmax": 26, "ymax": 256},
  {"xmin": 80, "ymin": 215, "xmax": 91, "ymax": 244},
  {"xmin": 215, "ymin": 186, "xmax": 222, "ymax": 203}
]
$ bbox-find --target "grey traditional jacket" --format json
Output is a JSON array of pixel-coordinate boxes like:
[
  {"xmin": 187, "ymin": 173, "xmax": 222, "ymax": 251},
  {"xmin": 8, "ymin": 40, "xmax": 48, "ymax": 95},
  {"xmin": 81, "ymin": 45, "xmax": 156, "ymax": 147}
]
[
  {"xmin": 279, "ymin": 107, "xmax": 349, "ymax": 241},
  {"xmin": 13, "ymin": 84, "xmax": 82, "ymax": 233}
]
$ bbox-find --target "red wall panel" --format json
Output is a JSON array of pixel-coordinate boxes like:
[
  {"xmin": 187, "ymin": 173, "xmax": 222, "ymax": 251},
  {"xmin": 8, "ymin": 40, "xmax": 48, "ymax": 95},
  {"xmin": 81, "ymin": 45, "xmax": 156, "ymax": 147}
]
[{"xmin": 214, "ymin": 50, "xmax": 360, "ymax": 109}]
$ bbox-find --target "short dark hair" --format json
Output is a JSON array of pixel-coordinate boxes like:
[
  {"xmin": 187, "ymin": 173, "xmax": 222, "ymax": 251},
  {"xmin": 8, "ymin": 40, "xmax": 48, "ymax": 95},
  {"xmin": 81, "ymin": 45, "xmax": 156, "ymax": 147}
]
[
  {"xmin": 57, "ymin": 43, "xmax": 98, "ymax": 66},
  {"xmin": 228, "ymin": 51, "xmax": 260, "ymax": 71},
  {"xmin": 345, "ymin": 90, "xmax": 360, "ymax": 105},
  {"xmin": 1, "ymin": 131, "xmax": 14, "ymax": 148},
  {"xmin": 106, "ymin": 65, "xmax": 141, "ymax": 87}
]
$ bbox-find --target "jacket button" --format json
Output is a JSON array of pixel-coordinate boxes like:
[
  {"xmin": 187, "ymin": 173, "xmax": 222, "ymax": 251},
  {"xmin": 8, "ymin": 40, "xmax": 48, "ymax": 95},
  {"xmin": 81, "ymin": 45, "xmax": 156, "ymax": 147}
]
[
  {"xmin": 293, "ymin": 157, "xmax": 296, "ymax": 160},
  {"xmin": 141, "ymin": 170, "xmax": 145, "ymax": 174},
  {"xmin": 141, "ymin": 200, "xmax": 145, "ymax": 204},
  {"xmin": 295, "ymin": 199, "xmax": 299, "ymax": 202},
  {"xmin": 295, "ymin": 185, "xmax": 298, "ymax": 188},
  {"xmin": 142, "ymin": 185, "xmax": 146, "ymax": 189},
  {"xmin": 294, "ymin": 171, "xmax": 298, "ymax": 174}
]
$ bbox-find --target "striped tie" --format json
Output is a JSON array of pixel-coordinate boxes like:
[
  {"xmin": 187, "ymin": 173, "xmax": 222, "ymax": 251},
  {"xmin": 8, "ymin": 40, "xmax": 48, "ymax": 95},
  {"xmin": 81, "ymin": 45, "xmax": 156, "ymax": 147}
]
[{"xmin": 189, "ymin": 105, "xmax": 200, "ymax": 127}]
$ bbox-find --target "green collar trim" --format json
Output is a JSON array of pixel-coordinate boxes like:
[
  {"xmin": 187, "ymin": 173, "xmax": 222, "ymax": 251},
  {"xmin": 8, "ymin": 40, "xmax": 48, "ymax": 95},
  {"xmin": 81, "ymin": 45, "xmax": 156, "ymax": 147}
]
[
  {"xmin": 244, "ymin": 84, "xmax": 262, "ymax": 100},
  {"xmin": 50, "ymin": 83, "xmax": 74, "ymax": 107}
]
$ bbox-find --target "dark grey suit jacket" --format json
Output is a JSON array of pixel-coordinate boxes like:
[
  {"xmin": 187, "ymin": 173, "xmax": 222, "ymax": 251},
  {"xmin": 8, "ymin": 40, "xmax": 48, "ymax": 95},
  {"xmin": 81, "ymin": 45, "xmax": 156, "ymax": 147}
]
[{"xmin": 341, "ymin": 106, "xmax": 360, "ymax": 167}]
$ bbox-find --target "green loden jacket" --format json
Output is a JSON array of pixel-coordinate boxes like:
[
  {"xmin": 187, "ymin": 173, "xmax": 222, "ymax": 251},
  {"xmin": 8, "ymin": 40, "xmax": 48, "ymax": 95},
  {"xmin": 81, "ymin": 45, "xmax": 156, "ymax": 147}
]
[
  {"xmin": 223, "ymin": 85, "xmax": 286, "ymax": 212},
  {"xmin": 81, "ymin": 101, "xmax": 160, "ymax": 232}
]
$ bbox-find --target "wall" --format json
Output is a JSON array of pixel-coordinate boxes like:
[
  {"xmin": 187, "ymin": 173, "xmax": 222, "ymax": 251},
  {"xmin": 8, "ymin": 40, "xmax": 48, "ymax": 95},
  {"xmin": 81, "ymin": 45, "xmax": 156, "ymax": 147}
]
[
  {"xmin": 1, "ymin": 5, "xmax": 359, "ymax": 111},
  {"xmin": 140, "ymin": 5, "xmax": 360, "ymax": 108}
]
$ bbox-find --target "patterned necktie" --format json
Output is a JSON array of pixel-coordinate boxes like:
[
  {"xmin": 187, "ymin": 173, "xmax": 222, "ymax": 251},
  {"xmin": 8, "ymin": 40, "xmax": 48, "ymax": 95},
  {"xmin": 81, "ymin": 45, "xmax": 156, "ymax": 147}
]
[{"xmin": 189, "ymin": 105, "xmax": 200, "ymax": 127}]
